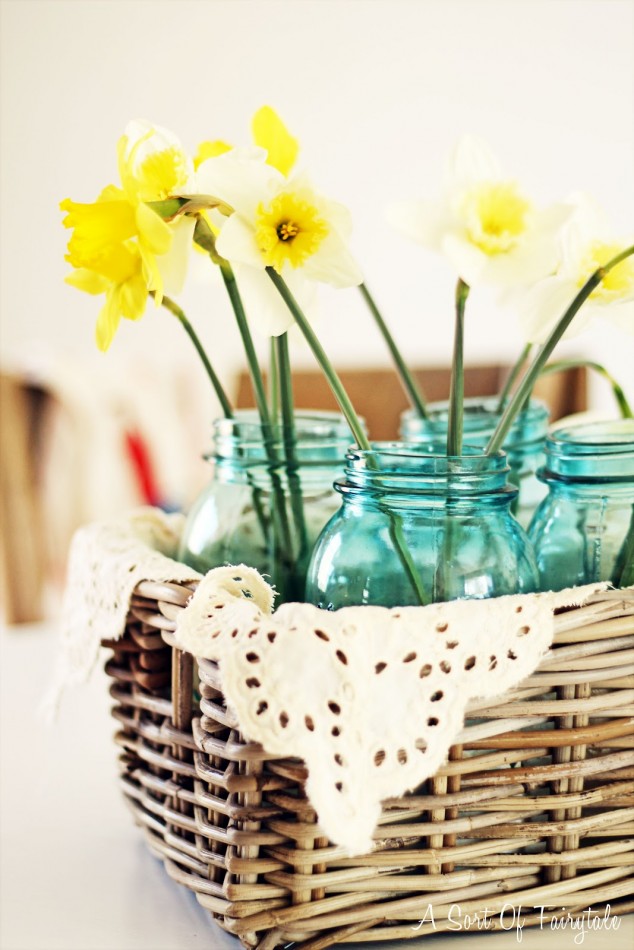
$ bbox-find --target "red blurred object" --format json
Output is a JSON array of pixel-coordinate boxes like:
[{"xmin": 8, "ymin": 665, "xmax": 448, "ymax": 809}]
[{"xmin": 123, "ymin": 428, "xmax": 163, "ymax": 507}]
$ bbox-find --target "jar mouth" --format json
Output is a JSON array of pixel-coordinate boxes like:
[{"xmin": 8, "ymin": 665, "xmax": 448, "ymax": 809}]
[
  {"xmin": 212, "ymin": 409, "xmax": 359, "ymax": 463},
  {"xmin": 543, "ymin": 420, "xmax": 634, "ymax": 480},
  {"xmin": 401, "ymin": 396, "xmax": 549, "ymax": 446},
  {"xmin": 343, "ymin": 442, "xmax": 513, "ymax": 495}
]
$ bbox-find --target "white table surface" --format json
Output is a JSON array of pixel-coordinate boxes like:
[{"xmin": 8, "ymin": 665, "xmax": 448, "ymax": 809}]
[{"xmin": 1, "ymin": 622, "xmax": 632, "ymax": 950}]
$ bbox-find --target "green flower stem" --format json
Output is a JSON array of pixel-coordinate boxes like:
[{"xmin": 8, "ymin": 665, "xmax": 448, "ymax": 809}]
[
  {"xmin": 359, "ymin": 283, "xmax": 429, "ymax": 419},
  {"xmin": 219, "ymin": 263, "xmax": 271, "ymax": 425},
  {"xmin": 387, "ymin": 513, "xmax": 431, "ymax": 606},
  {"xmin": 276, "ymin": 333, "xmax": 310, "ymax": 563},
  {"xmin": 538, "ymin": 359, "xmax": 633, "ymax": 419},
  {"xmin": 267, "ymin": 266, "xmax": 429, "ymax": 605},
  {"xmin": 486, "ymin": 245, "xmax": 634, "ymax": 456},
  {"xmin": 447, "ymin": 279, "xmax": 470, "ymax": 456},
  {"xmin": 218, "ymin": 263, "xmax": 295, "ymax": 570},
  {"xmin": 159, "ymin": 295, "xmax": 234, "ymax": 418},
  {"xmin": 496, "ymin": 342, "xmax": 533, "ymax": 411},
  {"xmin": 269, "ymin": 338, "xmax": 280, "ymax": 420},
  {"xmin": 267, "ymin": 268, "xmax": 371, "ymax": 451}
]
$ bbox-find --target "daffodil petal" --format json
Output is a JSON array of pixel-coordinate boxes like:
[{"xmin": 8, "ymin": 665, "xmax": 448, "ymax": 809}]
[
  {"xmin": 139, "ymin": 242, "xmax": 163, "ymax": 303},
  {"xmin": 318, "ymin": 196, "xmax": 354, "ymax": 239},
  {"xmin": 155, "ymin": 216, "xmax": 196, "ymax": 295},
  {"xmin": 386, "ymin": 199, "xmax": 449, "ymax": 250},
  {"xmin": 604, "ymin": 300, "xmax": 634, "ymax": 334},
  {"xmin": 95, "ymin": 290, "xmax": 122, "ymax": 351},
  {"xmin": 194, "ymin": 140, "xmax": 233, "ymax": 170},
  {"xmin": 517, "ymin": 275, "xmax": 583, "ymax": 343},
  {"xmin": 441, "ymin": 232, "xmax": 489, "ymax": 286},
  {"xmin": 136, "ymin": 202, "xmax": 173, "ymax": 255},
  {"xmin": 300, "ymin": 230, "xmax": 363, "ymax": 288},
  {"xmin": 119, "ymin": 272, "xmax": 148, "ymax": 321},
  {"xmin": 196, "ymin": 148, "xmax": 283, "ymax": 219},
  {"xmin": 479, "ymin": 235, "xmax": 561, "ymax": 288},
  {"xmin": 232, "ymin": 264, "xmax": 296, "ymax": 336},
  {"xmin": 445, "ymin": 135, "xmax": 502, "ymax": 190},
  {"xmin": 215, "ymin": 213, "xmax": 263, "ymax": 269},
  {"xmin": 252, "ymin": 105, "xmax": 299, "ymax": 176},
  {"xmin": 65, "ymin": 269, "xmax": 109, "ymax": 295}
]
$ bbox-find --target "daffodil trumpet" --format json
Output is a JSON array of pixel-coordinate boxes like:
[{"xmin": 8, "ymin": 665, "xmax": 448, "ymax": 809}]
[
  {"xmin": 486, "ymin": 244, "xmax": 634, "ymax": 456},
  {"xmin": 358, "ymin": 284, "xmax": 429, "ymax": 419},
  {"xmin": 538, "ymin": 360, "xmax": 632, "ymax": 420}
]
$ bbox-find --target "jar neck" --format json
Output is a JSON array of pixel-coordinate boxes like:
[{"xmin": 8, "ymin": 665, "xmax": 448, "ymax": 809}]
[
  {"xmin": 401, "ymin": 396, "xmax": 549, "ymax": 449},
  {"xmin": 541, "ymin": 420, "xmax": 634, "ymax": 483},
  {"xmin": 339, "ymin": 443, "xmax": 517, "ymax": 507},
  {"xmin": 211, "ymin": 410, "xmax": 355, "ymax": 468}
]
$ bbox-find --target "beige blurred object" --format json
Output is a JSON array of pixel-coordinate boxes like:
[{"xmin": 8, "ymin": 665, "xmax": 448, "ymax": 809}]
[
  {"xmin": 237, "ymin": 363, "xmax": 588, "ymax": 440},
  {"xmin": 0, "ymin": 372, "xmax": 47, "ymax": 623}
]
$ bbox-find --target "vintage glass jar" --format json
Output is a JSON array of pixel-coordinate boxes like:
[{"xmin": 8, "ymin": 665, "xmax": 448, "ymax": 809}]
[
  {"xmin": 178, "ymin": 410, "xmax": 354, "ymax": 603},
  {"xmin": 527, "ymin": 420, "xmax": 634, "ymax": 590},
  {"xmin": 306, "ymin": 443, "xmax": 539, "ymax": 609},
  {"xmin": 400, "ymin": 397, "xmax": 550, "ymax": 527}
]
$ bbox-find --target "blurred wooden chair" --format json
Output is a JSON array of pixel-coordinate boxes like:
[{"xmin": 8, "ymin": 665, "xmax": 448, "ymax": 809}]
[{"xmin": 237, "ymin": 363, "xmax": 587, "ymax": 440}]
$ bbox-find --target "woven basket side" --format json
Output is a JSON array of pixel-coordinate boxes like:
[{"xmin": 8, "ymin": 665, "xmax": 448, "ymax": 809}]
[{"xmin": 104, "ymin": 585, "xmax": 634, "ymax": 950}]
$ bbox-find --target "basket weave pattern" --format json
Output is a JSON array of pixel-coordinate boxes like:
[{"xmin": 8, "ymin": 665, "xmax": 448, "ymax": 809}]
[{"xmin": 103, "ymin": 583, "xmax": 634, "ymax": 949}]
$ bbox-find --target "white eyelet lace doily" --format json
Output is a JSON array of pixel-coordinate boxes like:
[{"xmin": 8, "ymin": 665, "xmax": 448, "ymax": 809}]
[{"xmin": 57, "ymin": 508, "xmax": 608, "ymax": 855}]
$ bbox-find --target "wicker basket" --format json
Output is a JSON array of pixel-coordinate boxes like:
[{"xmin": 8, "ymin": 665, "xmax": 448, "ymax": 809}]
[{"xmin": 103, "ymin": 582, "xmax": 634, "ymax": 949}]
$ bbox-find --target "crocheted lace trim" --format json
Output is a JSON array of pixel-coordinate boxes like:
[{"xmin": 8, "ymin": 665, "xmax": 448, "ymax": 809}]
[
  {"xmin": 176, "ymin": 565, "xmax": 607, "ymax": 855},
  {"xmin": 45, "ymin": 508, "xmax": 202, "ymax": 717},
  {"xmin": 56, "ymin": 510, "xmax": 607, "ymax": 853}
]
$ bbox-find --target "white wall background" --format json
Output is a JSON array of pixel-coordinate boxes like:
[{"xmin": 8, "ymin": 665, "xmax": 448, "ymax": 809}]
[{"xmin": 1, "ymin": 0, "xmax": 633, "ymax": 419}]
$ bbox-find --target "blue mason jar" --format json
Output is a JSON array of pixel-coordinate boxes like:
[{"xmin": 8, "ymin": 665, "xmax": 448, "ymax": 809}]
[
  {"xmin": 400, "ymin": 397, "xmax": 550, "ymax": 528},
  {"xmin": 527, "ymin": 420, "xmax": 634, "ymax": 591},
  {"xmin": 178, "ymin": 410, "xmax": 354, "ymax": 604},
  {"xmin": 306, "ymin": 444, "xmax": 539, "ymax": 609}
]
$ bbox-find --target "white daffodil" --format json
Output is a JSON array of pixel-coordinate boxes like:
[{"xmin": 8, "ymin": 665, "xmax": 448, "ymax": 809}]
[
  {"xmin": 516, "ymin": 195, "xmax": 634, "ymax": 343},
  {"xmin": 118, "ymin": 120, "xmax": 197, "ymax": 299},
  {"xmin": 196, "ymin": 147, "xmax": 362, "ymax": 335},
  {"xmin": 387, "ymin": 135, "xmax": 570, "ymax": 288}
]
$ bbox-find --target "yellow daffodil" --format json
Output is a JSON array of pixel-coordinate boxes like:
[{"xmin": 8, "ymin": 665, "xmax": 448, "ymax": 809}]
[
  {"xmin": 196, "ymin": 148, "xmax": 362, "ymax": 335},
  {"xmin": 118, "ymin": 120, "xmax": 197, "ymax": 300},
  {"xmin": 387, "ymin": 135, "xmax": 570, "ymax": 287},
  {"xmin": 64, "ymin": 241, "xmax": 147, "ymax": 351},
  {"xmin": 61, "ymin": 121, "xmax": 198, "ymax": 348},
  {"xmin": 517, "ymin": 195, "xmax": 634, "ymax": 342}
]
